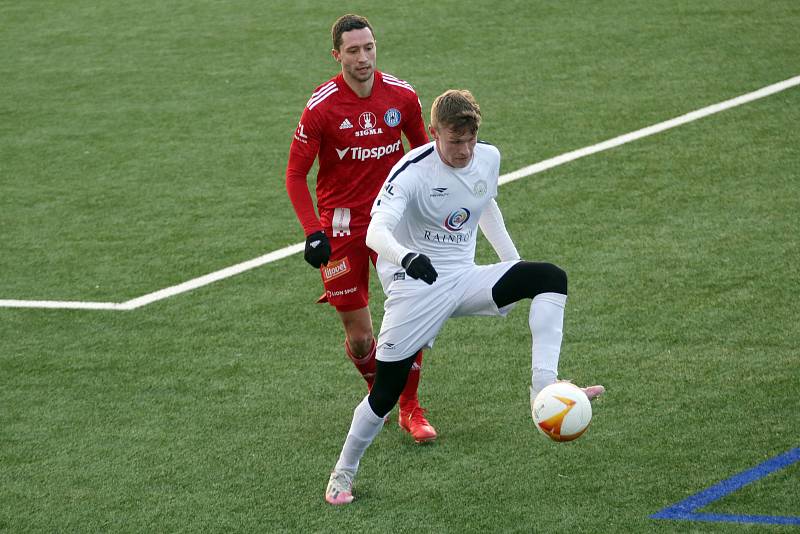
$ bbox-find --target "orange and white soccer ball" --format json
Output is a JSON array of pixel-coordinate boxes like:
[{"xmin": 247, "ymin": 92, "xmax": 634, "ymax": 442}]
[{"xmin": 531, "ymin": 382, "xmax": 592, "ymax": 442}]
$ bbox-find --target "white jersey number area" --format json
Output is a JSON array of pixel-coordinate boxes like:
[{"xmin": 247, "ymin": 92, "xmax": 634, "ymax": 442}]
[{"xmin": 332, "ymin": 208, "xmax": 352, "ymax": 237}]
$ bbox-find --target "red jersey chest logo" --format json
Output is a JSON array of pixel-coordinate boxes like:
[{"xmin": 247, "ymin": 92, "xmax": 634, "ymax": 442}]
[{"xmin": 355, "ymin": 111, "xmax": 383, "ymax": 137}]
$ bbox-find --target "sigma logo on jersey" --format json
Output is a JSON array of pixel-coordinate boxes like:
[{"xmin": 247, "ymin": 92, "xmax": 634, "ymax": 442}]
[
  {"xmin": 355, "ymin": 112, "xmax": 384, "ymax": 137},
  {"xmin": 384, "ymin": 108, "xmax": 401, "ymax": 127},
  {"xmin": 336, "ymin": 140, "xmax": 402, "ymax": 161},
  {"xmin": 444, "ymin": 208, "xmax": 471, "ymax": 231},
  {"xmin": 321, "ymin": 257, "xmax": 351, "ymax": 282}
]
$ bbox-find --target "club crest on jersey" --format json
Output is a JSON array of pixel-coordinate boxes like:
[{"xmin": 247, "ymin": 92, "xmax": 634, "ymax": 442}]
[
  {"xmin": 384, "ymin": 108, "xmax": 401, "ymax": 127},
  {"xmin": 473, "ymin": 180, "xmax": 488, "ymax": 197},
  {"xmin": 321, "ymin": 257, "xmax": 351, "ymax": 282},
  {"xmin": 444, "ymin": 208, "xmax": 471, "ymax": 231},
  {"xmin": 355, "ymin": 111, "xmax": 383, "ymax": 137}
]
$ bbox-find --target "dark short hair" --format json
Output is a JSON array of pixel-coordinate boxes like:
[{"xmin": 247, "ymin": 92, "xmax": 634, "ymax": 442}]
[
  {"xmin": 431, "ymin": 89, "xmax": 482, "ymax": 134},
  {"xmin": 331, "ymin": 14, "xmax": 374, "ymax": 51}
]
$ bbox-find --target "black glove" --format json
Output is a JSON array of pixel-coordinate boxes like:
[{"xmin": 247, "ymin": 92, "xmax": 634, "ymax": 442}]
[
  {"xmin": 304, "ymin": 230, "xmax": 331, "ymax": 268},
  {"xmin": 402, "ymin": 252, "xmax": 438, "ymax": 285}
]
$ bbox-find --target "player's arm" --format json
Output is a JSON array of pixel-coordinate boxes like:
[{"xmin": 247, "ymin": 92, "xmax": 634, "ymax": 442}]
[
  {"xmin": 402, "ymin": 96, "xmax": 429, "ymax": 149},
  {"xmin": 366, "ymin": 212, "xmax": 437, "ymax": 285},
  {"xmin": 285, "ymin": 112, "xmax": 330, "ymax": 267},
  {"xmin": 367, "ymin": 175, "xmax": 437, "ymax": 284},
  {"xmin": 478, "ymin": 198, "xmax": 521, "ymax": 262},
  {"xmin": 286, "ymin": 111, "xmax": 323, "ymax": 235},
  {"xmin": 366, "ymin": 211, "xmax": 412, "ymax": 266}
]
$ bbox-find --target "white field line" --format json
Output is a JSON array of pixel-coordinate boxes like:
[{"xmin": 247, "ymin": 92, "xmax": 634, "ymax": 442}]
[
  {"xmin": 500, "ymin": 74, "xmax": 800, "ymax": 185},
  {"xmin": 2, "ymin": 75, "xmax": 798, "ymax": 311},
  {"xmin": 0, "ymin": 243, "xmax": 304, "ymax": 311}
]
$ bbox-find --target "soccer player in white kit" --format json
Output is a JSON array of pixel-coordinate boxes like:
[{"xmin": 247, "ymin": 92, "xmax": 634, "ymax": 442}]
[{"xmin": 324, "ymin": 89, "xmax": 605, "ymax": 505}]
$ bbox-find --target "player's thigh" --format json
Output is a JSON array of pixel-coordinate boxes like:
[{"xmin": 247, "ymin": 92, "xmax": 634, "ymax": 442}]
[
  {"xmin": 452, "ymin": 261, "xmax": 520, "ymax": 318},
  {"xmin": 319, "ymin": 234, "xmax": 372, "ymax": 312},
  {"xmin": 376, "ymin": 279, "xmax": 458, "ymax": 362}
]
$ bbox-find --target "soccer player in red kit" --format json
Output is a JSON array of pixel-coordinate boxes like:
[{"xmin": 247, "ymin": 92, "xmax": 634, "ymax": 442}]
[{"xmin": 285, "ymin": 14, "xmax": 436, "ymax": 442}]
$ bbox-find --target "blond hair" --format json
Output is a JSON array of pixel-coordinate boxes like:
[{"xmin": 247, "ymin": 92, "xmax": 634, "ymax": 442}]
[{"xmin": 430, "ymin": 89, "xmax": 482, "ymax": 133}]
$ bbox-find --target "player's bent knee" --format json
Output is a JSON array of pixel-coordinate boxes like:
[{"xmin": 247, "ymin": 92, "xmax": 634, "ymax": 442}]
[
  {"xmin": 368, "ymin": 354, "xmax": 417, "ymax": 417},
  {"xmin": 541, "ymin": 262, "xmax": 567, "ymax": 295},
  {"xmin": 492, "ymin": 261, "xmax": 568, "ymax": 308},
  {"xmin": 347, "ymin": 333, "xmax": 374, "ymax": 357}
]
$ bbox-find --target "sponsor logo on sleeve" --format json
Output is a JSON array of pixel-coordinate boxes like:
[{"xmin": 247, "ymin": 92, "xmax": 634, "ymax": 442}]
[{"xmin": 293, "ymin": 122, "xmax": 308, "ymax": 144}]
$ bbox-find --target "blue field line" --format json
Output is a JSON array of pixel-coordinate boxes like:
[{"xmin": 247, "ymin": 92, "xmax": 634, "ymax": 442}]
[{"xmin": 651, "ymin": 447, "xmax": 800, "ymax": 525}]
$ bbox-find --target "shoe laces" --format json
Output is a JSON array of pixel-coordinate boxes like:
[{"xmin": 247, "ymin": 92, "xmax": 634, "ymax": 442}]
[
  {"xmin": 328, "ymin": 470, "xmax": 353, "ymax": 494},
  {"xmin": 406, "ymin": 407, "xmax": 430, "ymax": 426}
]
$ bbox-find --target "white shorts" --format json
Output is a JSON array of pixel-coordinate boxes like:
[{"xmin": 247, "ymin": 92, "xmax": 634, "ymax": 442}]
[{"xmin": 375, "ymin": 260, "xmax": 520, "ymax": 362}]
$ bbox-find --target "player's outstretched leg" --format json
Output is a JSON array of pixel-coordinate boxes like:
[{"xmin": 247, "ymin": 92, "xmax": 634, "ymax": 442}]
[
  {"xmin": 325, "ymin": 354, "xmax": 417, "ymax": 504},
  {"xmin": 398, "ymin": 350, "xmax": 437, "ymax": 443}
]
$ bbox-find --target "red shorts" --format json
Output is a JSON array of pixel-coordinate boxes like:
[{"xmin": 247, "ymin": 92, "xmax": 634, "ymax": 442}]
[{"xmin": 316, "ymin": 232, "xmax": 378, "ymax": 312}]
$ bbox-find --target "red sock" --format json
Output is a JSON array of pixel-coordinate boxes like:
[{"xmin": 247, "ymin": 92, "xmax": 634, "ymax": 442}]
[
  {"xmin": 345, "ymin": 338, "xmax": 377, "ymax": 390},
  {"xmin": 399, "ymin": 350, "xmax": 423, "ymax": 413}
]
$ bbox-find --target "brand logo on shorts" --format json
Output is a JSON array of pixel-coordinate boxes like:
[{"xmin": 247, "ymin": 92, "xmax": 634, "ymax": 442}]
[
  {"xmin": 321, "ymin": 257, "xmax": 351, "ymax": 282},
  {"xmin": 379, "ymin": 342, "xmax": 396, "ymax": 350},
  {"xmin": 444, "ymin": 208, "xmax": 471, "ymax": 231}
]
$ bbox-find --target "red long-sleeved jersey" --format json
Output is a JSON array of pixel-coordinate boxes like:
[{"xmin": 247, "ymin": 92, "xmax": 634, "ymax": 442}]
[{"xmin": 286, "ymin": 71, "xmax": 428, "ymax": 237}]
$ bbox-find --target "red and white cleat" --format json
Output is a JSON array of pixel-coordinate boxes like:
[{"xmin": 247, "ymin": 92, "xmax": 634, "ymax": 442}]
[{"xmin": 399, "ymin": 407, "xmax": 437, "ymax": 443}]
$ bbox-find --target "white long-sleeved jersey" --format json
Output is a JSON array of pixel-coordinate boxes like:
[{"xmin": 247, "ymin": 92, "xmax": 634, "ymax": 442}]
[{"xmin": 368, "ymin": 140, "xmax": 519, "ymax": 288}]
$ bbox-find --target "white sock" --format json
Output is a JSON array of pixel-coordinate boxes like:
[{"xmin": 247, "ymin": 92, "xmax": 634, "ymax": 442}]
[
  {"xmin": 529, "ymin": 292, "xmax": 567, "ymax": 398},
  {"xmin": 334, "ymin": 395, "xmax": 385, "ymax": 476}
]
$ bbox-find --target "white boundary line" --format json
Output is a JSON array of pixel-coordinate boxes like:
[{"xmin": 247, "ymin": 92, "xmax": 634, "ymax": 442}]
[
  {"xmin": 0, "ymin": 243, "xmax": 305, "ymax": 310},
  {"xmin": 2, "ymin": 75, "xmax": 798, "ymax": 311}
]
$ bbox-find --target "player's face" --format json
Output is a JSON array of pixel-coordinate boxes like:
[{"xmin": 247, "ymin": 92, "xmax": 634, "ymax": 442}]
[
  {"xmin": 332, "ymin": 28, "xmax": 376, "ymax": 85},
  {"xmin": 430, "ymin": 125, "xmax": 477, "ymax": 168}
]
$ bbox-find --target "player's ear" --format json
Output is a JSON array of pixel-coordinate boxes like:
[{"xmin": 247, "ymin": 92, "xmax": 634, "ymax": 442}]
[
  {"xmin": 331, "ymin": 48, "xmax": 341, "ymax": 63},
  {"xmin": 428, "ymin": 125, "xmax": 438, "ymax": 140}
]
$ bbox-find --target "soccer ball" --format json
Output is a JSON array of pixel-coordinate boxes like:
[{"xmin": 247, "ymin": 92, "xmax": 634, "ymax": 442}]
[{"xmin": 531, "ymin": 382, "xmax": 592, "ymax": 442}]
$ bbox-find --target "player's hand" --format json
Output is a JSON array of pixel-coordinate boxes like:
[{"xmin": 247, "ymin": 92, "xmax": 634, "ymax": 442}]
[
  {"xmin": 402, "ymin": 252, "xmax": 437, "ymax": 285},
  {"xmin": 304, "ymin": 230, "xmax": 331, "ymax": 268}
]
